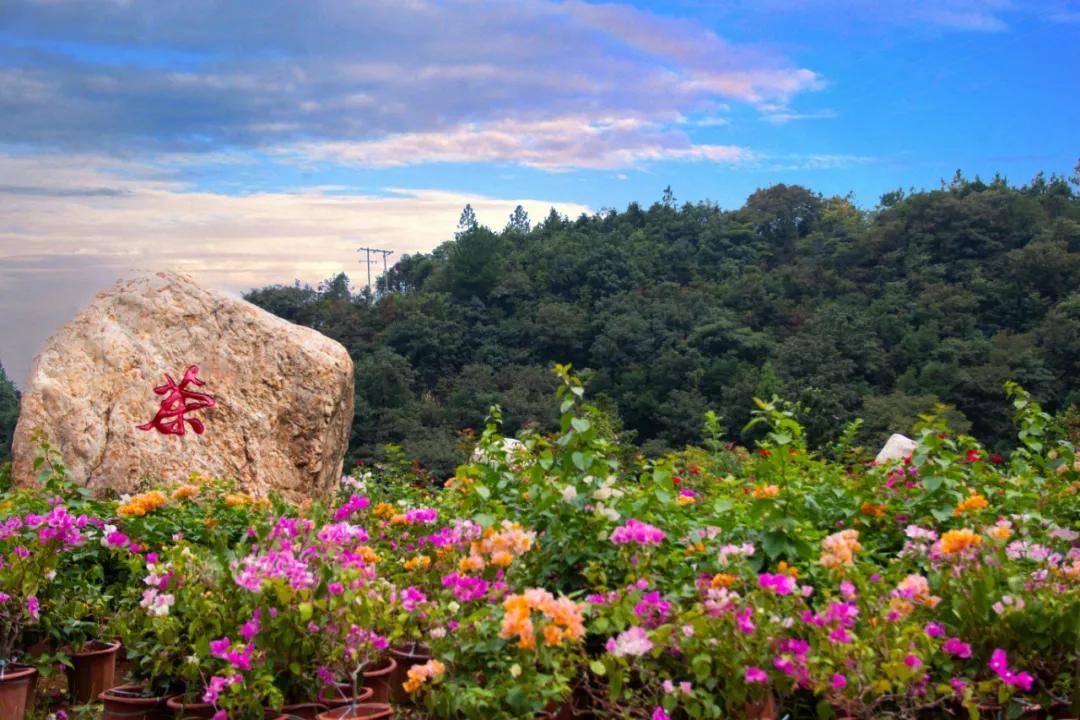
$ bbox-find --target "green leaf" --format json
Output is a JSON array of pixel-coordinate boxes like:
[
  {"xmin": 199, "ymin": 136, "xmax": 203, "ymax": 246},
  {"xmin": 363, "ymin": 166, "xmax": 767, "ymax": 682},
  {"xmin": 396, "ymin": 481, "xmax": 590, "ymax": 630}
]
[
  {"xmin": 475, "ymin": 484, "xmax": 490, "ymax": 500},
  {"xmin": 589, "ymin": 659, "xmax": 606, "ymax": 676}
]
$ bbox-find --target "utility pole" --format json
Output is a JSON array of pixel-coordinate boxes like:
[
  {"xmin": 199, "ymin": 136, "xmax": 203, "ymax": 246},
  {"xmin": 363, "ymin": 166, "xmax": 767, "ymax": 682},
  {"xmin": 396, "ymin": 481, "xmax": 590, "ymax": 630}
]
[{"xmin": 356, "ymin": 246, "xmax": 394, "ymax": 300}]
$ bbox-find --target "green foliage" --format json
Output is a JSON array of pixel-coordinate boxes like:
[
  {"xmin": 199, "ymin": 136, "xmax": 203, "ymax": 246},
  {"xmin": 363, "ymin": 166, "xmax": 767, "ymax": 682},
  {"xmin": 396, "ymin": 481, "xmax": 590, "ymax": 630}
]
[
  {"xmin": 245, "ymin": 175, "xmax": 1080, "ymax": 476},
  {"xmin": 0, "ymin": 362, "xmax": 19, "ymax": 463}
]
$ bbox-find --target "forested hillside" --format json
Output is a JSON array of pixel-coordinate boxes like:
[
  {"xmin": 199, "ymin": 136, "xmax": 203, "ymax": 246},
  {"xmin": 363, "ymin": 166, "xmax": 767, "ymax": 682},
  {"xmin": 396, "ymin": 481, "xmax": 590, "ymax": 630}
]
[
  {"xmin": 0, "ymin": 363, "xmax": 19, "ymax": 462},
  {"xmin": 245, "ymin": 171, "xmax": 1075, "ymax": 475}
]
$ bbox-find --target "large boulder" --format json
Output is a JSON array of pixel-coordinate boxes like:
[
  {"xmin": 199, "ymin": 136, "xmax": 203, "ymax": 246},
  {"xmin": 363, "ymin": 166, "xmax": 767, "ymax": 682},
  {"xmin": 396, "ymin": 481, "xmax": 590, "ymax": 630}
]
[
  {"xmin": 875, "ymin": 433, "xmax": 918, "ymax": 465},
  {"xmin": 11, "ymin": 271, "xmax": 354, "ymax": 500}
]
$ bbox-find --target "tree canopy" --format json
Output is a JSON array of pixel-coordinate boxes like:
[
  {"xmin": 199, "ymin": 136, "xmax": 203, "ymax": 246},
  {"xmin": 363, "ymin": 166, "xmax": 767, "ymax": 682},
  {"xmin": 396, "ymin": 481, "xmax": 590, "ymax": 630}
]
[
  {"xmin": 238, "ymin": 170, "xmax": 1076, "ymax": 475},
  {"xmin": 0, "ymin": 363, "xmax": 19, "ymax": 462}
]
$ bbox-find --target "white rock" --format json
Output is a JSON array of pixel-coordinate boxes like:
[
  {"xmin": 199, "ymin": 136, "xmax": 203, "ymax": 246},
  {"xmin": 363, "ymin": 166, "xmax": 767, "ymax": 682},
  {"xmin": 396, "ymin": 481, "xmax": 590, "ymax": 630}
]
[
  {"xmin": 875, "ymin": 433, "xmax": 918, "ymax": 464},
  {"xmin": 12, "ymin": 271, "xmax": 354, "ymax": 500}
]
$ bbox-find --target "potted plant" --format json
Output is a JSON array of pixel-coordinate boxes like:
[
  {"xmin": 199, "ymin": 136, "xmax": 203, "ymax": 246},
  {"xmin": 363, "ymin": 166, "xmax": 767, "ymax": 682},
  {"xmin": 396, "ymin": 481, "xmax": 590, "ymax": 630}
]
[{"xmin": 0, "ymin": 502, "xmax": 91, "ymax": 719}]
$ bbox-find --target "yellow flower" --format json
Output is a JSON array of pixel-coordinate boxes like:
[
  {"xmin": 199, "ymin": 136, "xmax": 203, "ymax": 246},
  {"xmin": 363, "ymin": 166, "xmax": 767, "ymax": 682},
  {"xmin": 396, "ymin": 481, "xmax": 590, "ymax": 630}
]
[
  {"xmin": 952, "ymin": 493, "xmax": 989, "ymax": 517},
  {"xmin": 938, "ymin": 529, "xmax": 982, "ymax": 555},
  {"xmin": 404, "ymin": 555, "xmax": 432, "ymax": 572},
  {"xmin": 676, "ymin": 494, "xmax": 696, "ymax": 506}
]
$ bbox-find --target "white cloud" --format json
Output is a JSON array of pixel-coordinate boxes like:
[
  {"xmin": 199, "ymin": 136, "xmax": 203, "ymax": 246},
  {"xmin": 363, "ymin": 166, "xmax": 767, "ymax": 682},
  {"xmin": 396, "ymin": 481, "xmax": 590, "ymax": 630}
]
[{"xmin": 0, "ymin": 152, "xmax": 590, "ymax": 384}]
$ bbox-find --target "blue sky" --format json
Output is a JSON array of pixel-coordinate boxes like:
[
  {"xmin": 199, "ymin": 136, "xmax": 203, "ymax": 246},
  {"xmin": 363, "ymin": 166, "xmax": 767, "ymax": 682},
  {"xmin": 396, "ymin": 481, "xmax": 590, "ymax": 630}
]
[{"xmin": 0, "ymin": 0, "xmax": 1078, "ymax": 382}]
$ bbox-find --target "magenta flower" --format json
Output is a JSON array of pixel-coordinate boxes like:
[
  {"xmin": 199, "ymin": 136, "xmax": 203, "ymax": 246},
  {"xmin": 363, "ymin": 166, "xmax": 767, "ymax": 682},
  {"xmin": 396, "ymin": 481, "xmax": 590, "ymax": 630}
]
[
  {"xmin": 652, "ymin": 708, "xmax": 671, "ymax": 720},
  {"xmin": 904, "ymin": 654, "xmax": 922, "ymax": 669},
  {"xmin": 26, "ymin": 595, "xmax": 39, "ymax": 620},
  {"xmin": 942, "ymin": 637, "xmax": 972, "ymax": 659},
  {"xmin": 758, "ymin": 572, "xmax": 796, "ymax": 595},
  {"xmin": 745, "ymin": 666, "xmax": 768, "ymax": 684},
  {"xmin": 611, "ymin": 519, "xmax": 666, "ymax": 546},
  {"xmin": 831, "ymin": 673, "xmax": 847, "ymax": 689}
]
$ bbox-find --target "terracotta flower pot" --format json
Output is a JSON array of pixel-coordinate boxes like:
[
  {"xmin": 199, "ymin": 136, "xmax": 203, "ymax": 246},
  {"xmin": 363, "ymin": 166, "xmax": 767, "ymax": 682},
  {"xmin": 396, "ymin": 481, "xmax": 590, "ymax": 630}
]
[
  {"xmin": 65, "ymin": 640, "xmax": 121, "ymax": 704},
  {"xmin": 745, "ymin": 694, "xmax": 778, "ymax": 720},
  {"xmin": 362, "ymin": 657, "xmax": 397, "ymax": 705},
  {"xmin": 317, "ymin": 684, "xmax": 375, "ymax": 709},
  {"xmin": 166, "ymin": 695, "xmax": 219, "ymax": 718},
  {"xmin": 316, "ymin": 703, "xmax": 394, "ymax": 720},
  {"xmin": 0, "ymin": 664, "xmax": 38, "ymax": 720},
  {"xmin": 388, "ymin": 643, "xmax": 431, "ymax": 704},
  {"xmin": 263, "ymin": 701, "xmax": 327, "ymax": 720},
  {"xmin": 101, "ymin": 684, "xmax": 174, "ymax": 720}
]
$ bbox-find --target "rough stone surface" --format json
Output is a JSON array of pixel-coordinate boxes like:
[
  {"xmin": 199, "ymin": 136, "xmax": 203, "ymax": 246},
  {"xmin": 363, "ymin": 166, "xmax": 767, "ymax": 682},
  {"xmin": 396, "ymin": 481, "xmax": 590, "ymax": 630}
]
[
  {"xmin": 12, "ymin": 271, "xmax": 354, "ymax": 500},
  {"xmin": 875, "ymin": 433, "xmax": 918, "ymax": 465}
]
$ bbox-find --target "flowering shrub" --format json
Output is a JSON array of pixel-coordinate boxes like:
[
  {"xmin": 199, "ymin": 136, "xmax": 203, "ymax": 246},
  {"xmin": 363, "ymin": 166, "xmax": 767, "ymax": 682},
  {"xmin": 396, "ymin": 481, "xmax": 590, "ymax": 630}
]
[{"xmin": 1, "ymin": 377, "xmax": 1078, "ymax": 719}]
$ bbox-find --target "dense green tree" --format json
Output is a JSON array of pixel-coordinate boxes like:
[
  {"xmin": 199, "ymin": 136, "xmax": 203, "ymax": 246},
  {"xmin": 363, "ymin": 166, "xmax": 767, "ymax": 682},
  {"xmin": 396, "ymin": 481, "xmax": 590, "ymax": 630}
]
[
  {"xmin": 246, "ymin": 171, "xmax": 1080, "ymax": 476},
  {"xmin": 0, "ymin": 363, "xmax": 19, "ymax": 462}
]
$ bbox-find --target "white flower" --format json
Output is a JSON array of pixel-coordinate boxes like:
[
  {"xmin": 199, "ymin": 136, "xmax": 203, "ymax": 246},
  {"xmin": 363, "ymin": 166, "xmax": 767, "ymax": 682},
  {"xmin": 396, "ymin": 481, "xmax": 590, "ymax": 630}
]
[
  {"xmin": 447, "ymin": 601, "xmax": 460, "ymax": 614},
  {"xmin": 593, "ymin": 487, "xmax": 613, "ymax": 501},
  {"xmin": 44, "ymin": 570, "xmax": 57, "ymax": 581},
  {"xmin": 139, "ymin": 588, "xmax": 175, "ymax": 617},
  {"xmin": 100, "ymin": 524, "xmax": 118, "ymax": 547},
  {"xmin": 430, "ymin": 627, "xmax": 446, "ymax": 639},
  {"xmin": 599, "ymin": 506, "xmax": 621, "ymax": 522},
  {"xmin": 561, "ymin": 485, "xmax": 578, "ymax": 502},
  {"xmin": 186, "ymin": 654, "xmax": 199, "ymax": 664},
  {"xmin": 509, "ymin": 663, "xmax": 522, "ymax": 678}
]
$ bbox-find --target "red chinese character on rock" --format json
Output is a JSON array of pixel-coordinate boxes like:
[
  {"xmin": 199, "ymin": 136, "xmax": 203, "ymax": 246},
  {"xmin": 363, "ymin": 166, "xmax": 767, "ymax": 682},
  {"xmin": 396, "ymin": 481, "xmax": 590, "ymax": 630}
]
[{"xmin": 136, "ymin": 365, "xmax": 216, "ymax": 436}]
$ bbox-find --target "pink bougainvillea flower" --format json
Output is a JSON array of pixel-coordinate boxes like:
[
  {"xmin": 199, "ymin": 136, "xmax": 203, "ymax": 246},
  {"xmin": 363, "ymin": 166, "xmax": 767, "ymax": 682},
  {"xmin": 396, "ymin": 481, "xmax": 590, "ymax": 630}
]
[
  {"xmin": 610, "ymin": 519, "xmax": 666, "ymax": 546},
  {"xmin": 758, "ymin": 572, "xmax": 796, "ymax": 596},
  {"xmin": 745, "ymin": 666, "xmax": 768, "ymax": 684},
  {"xmin": 942, "ymin": 637, "xmax": 972, "ymax": 659},
  {"xmin": 831, "ymin": 674, "xmax": 847, "ymax": 689}
]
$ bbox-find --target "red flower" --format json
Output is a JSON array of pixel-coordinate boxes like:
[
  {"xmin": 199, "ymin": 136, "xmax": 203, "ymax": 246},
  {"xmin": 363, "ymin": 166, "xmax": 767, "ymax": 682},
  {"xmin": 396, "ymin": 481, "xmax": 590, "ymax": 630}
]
[
  {"xmin": 990, "ymin": 454, "xmax": 1004, "ymax": 465},
  {"xmin": 689, "ymin": 465, "xmax": 701, "ymax": 475},
  {"xmin": 965, "ymin": 449, "xmax": 981, "ymax": 463},
  {"xmin": 937, "ymin": 433, "xmax": 946, "ymax": 439},
  {"xmin": 758, "ymin": 448, "xmax": 772, "ymax": 458},
  {"xmin": 672, "ymin": 476, "xmax": 682, "ymax": 485}
]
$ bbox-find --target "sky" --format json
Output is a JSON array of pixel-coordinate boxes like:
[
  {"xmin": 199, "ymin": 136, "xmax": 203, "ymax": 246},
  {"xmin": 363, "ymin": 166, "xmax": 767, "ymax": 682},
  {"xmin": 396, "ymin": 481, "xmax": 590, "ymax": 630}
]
[{"xmin": 1, "ymin": 0, "xmax": 1078, "ymax": 385}]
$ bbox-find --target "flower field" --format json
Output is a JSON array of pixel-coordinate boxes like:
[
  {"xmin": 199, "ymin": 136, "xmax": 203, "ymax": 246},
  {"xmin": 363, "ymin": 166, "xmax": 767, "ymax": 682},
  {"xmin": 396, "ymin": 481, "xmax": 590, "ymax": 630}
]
[{"xmin": 1, "ymin": 370, "xmax": 1078, "ymax": 720}]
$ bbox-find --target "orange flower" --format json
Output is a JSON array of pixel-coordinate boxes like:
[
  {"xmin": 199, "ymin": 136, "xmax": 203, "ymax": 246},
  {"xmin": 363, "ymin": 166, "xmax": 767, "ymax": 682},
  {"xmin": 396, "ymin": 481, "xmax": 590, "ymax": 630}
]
[
  {"xmin": 171, "ymin": 484, "xmax": 200, "ymax": 501},
  {"xmin": 403, "ymin": 659, "xmax": 445, "ymax": 694},
  {"xmin": 952, "ymin": 493, "xmax": 989, "ymax": 517},
  {"xmin": 356, "ymin": 546, "xmax": 381, "ymax": 564},
  {"xmin": 373, "ymin": 502, "xmax": 396, "ymax": 518},
  {"xmin": 777, "ymin": 561, "xmax": 799, "ymax": 579},
  {"xmin": 820, "ymin": 529, "xmax": 861, "ymax": 569},
  {"xmin": 117, "ymin": 490, "xmax": 168, "ymax": 517},
  {"xmin": 938, "ymin": 529, "xmax": 982, "ymax": 555},
  {"xmin": 404, "ymin": 555, "xmax": 432, "ymax": 572},
  {"xmin": 752, "ymin": 484, "xmax": 780, "ymax": 499},
  {"xmin": 860, "ymin": 501, "xmax": 886, "ymax": 518},
  {"xmin": 500, "ymin": 589, "xmax": 585, "ymax": 651},
  {"xmin": 710, "ymin": 573, "xmax": 736, "ymax": 588}
]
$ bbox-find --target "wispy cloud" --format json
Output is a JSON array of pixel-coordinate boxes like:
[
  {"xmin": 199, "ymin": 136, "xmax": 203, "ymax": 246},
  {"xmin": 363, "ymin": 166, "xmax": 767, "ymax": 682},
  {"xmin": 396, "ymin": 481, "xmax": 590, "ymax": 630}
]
[
  {"xmin": 278, "ymin": 116, "xmax": 758, "ymax": 172},
  {"xmin": 763, "ymin": 109, "xmax": 839, "ymax": 125}
]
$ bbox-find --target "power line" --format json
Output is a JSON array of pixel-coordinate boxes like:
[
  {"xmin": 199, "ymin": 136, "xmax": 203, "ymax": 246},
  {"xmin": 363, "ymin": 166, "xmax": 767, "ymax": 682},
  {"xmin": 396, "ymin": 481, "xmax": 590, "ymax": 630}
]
[{"xmin": 356, "ymin": 246, "xmax": 394, "ymax": 300}]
